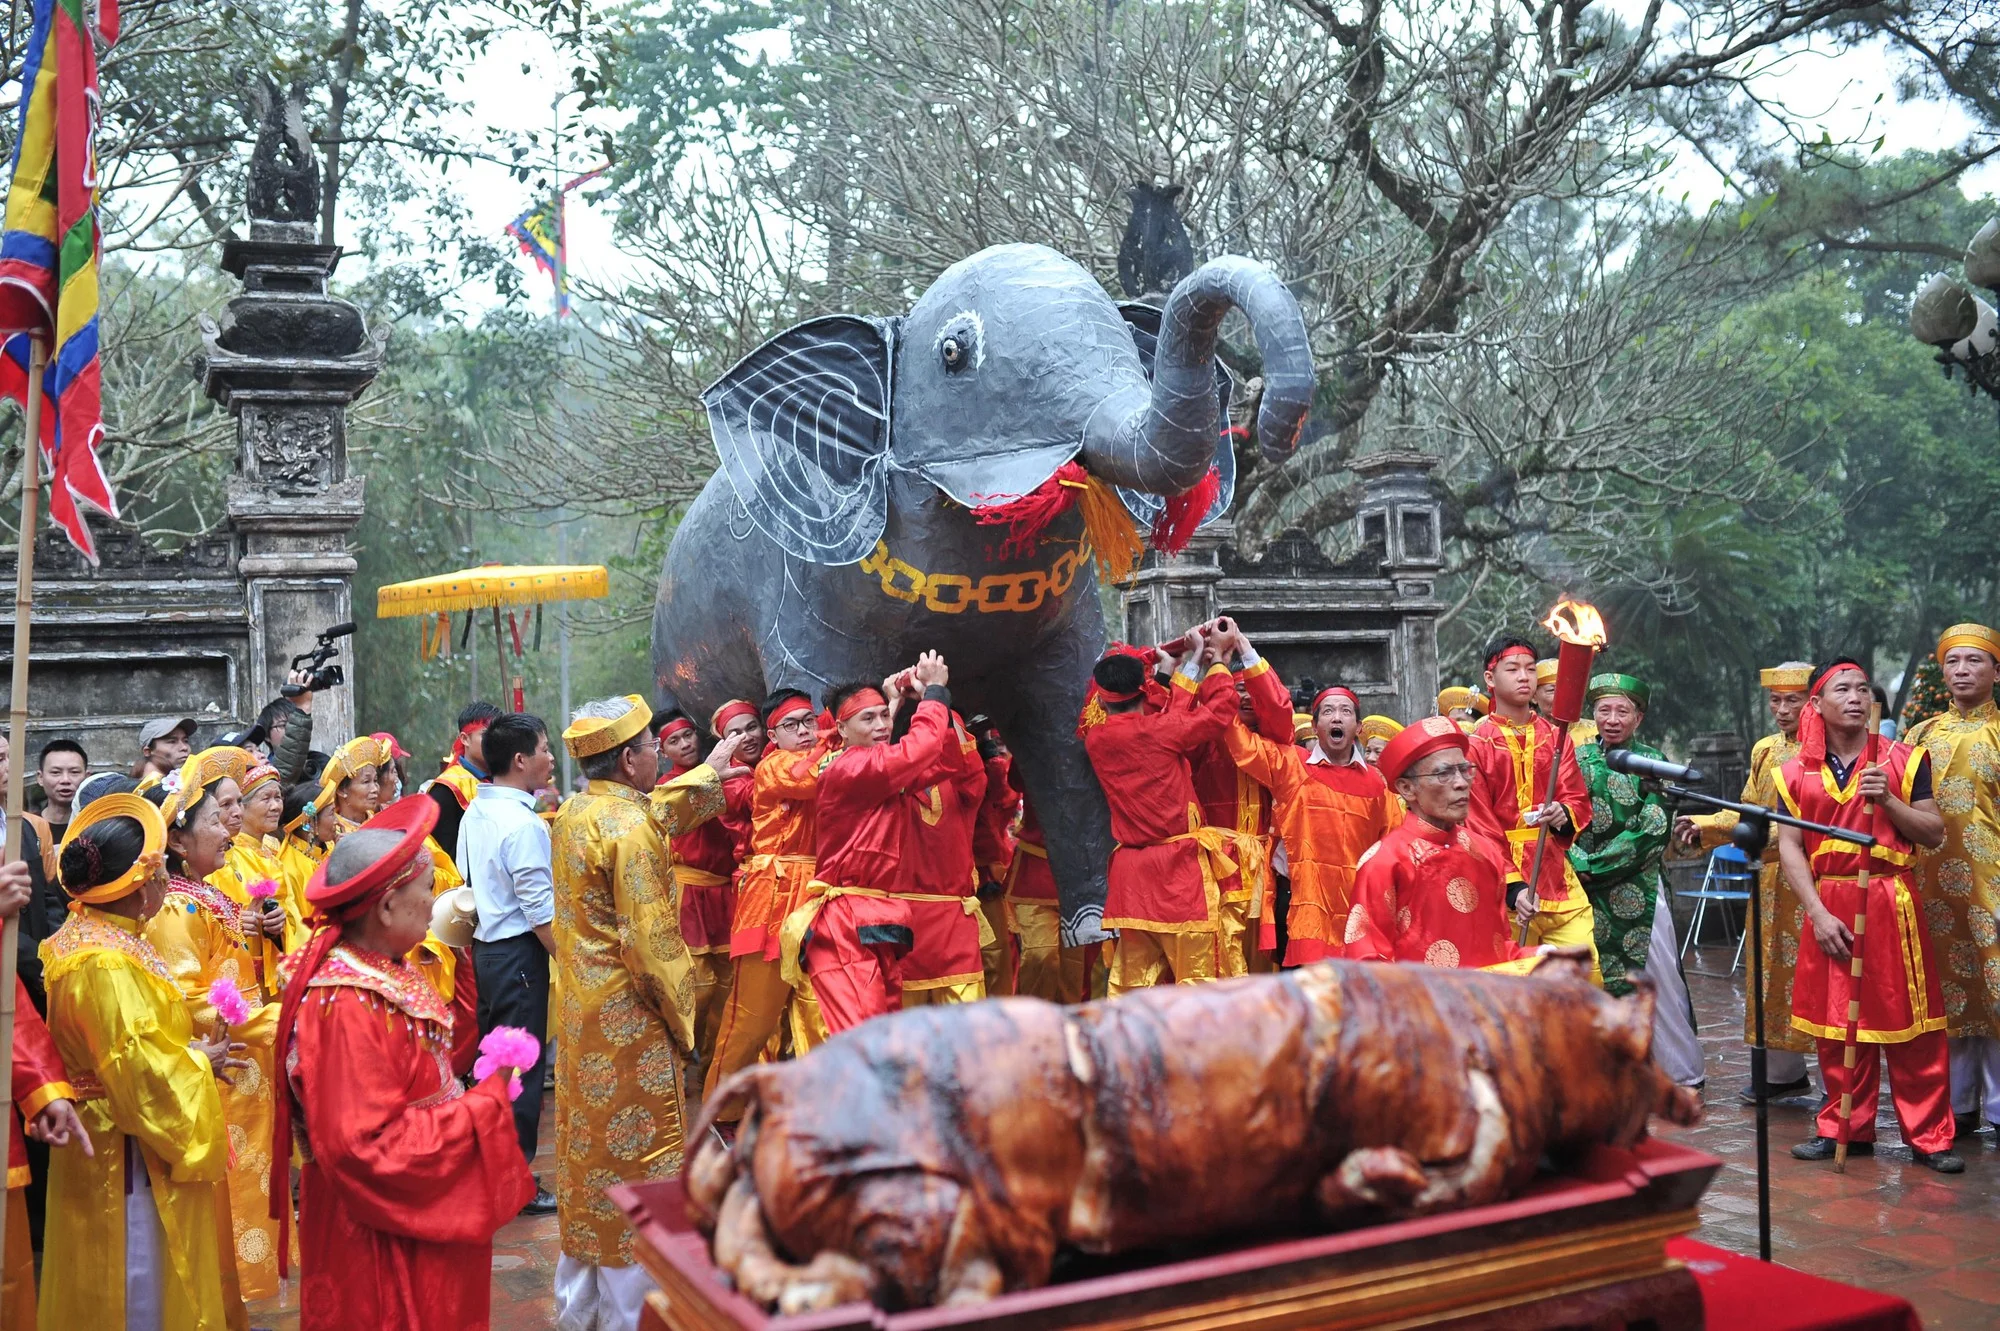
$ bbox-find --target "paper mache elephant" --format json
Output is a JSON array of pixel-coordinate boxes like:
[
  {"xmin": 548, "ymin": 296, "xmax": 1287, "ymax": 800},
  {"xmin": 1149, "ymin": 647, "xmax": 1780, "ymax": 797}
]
[{"xmin": 652, "ymin": 242, "xmax": 1315, "ymax": 939}]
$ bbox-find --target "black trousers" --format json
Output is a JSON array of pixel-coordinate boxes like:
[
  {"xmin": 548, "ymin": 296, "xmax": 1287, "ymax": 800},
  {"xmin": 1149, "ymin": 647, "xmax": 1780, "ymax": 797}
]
[{"xmin": 474, "ymin": 930, "xmax": 551, "ymax": 1167}]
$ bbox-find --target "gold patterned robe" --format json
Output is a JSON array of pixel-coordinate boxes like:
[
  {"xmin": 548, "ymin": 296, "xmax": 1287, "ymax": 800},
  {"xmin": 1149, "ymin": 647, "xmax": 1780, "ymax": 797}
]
[
  {"xmin": 549, "ymin": 768, "xmax": 724, "ymax": 1267},
  {"xmin": 1904, "ymin": 700, "xmax": 2000, "ymax": 1038},
  {"xmin": 211, "ymin": 834, "xmax": 287, "ymax": 1004},
  {"xmin": 39, "ymin": 908, "xmax": 232, "ymax": 1331},
  {"xmin": 145, "ymin": 876, "xmax": 294, "ymax": 1301},
  {"xmin": 1688, "ymin": 731, "xmax": 1811, "ymax": 1052}
]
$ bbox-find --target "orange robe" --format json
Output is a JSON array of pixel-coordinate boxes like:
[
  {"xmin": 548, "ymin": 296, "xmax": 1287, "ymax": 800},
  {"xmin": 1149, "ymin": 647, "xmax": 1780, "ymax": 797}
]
[
  {"xmin": 732, "ymin": 744, "xmax": 828, "ymax": 962},
  {"xmin": 1344, "ymin": 814, "xmax": 1540, "ymax": 971},
  {"xmin": 1222, "ymin": 669, "xmax": 1401, "ymax": 964},
  {"xmin": 287, "ymin": 940, "xmax": 535, "ymax": 1330},
  {"xmin": 1084, "ymin": 666, "xmax": 1241, "ymax": 933}
]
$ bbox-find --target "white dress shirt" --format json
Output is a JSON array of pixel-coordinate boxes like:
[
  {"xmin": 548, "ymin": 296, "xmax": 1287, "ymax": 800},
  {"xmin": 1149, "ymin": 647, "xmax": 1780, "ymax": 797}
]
[{"xmin": 456, "ymin": 783, "xmax": 554, "ymax": 942}]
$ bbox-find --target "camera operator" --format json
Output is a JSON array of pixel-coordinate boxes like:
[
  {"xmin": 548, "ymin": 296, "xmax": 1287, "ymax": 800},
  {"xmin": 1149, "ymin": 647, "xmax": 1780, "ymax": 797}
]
[{"xmin": 252, "ymin": 668, "xmax": 319, "ymax": 784}]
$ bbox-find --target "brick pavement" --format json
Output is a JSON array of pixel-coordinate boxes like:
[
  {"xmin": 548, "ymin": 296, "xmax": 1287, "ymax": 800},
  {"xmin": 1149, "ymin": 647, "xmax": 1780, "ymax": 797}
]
[{"xmin": 247, "ymin": 943, "xmax": 1999, "ymax": 1330}]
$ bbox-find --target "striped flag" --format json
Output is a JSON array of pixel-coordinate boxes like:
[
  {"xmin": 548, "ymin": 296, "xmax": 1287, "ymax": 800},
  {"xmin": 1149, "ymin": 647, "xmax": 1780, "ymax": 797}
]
[
  {"xmin": 0, "ymin": 0, "xmax": 119, "ymax": 562},
  {"xmin": 505, "ymin": 165, "xmax": 606, "ymax": 318}
]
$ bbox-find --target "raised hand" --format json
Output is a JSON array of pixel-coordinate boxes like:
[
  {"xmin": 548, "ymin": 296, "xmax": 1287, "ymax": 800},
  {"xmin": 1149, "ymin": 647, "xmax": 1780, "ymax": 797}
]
[
  {"xmin": 705, "ymin": 730, "xmax": 752, "ymax": 780},
  {"xmin": 913, "ymin": 650, "xmax": 949, "ymax": 689}
]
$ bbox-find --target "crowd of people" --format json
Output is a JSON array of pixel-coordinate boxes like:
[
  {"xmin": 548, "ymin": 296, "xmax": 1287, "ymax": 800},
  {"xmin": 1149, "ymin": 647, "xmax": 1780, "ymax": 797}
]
[{"xmin": 1, "ymin": 615, "xmax": 1993, "ymax": 1329}]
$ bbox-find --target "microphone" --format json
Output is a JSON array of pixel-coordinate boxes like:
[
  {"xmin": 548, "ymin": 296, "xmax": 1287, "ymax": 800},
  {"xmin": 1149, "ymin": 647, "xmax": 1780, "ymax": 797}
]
[{"xmin": 1605, "ymin": 748, "xmax": 1705, "ymax": 784}]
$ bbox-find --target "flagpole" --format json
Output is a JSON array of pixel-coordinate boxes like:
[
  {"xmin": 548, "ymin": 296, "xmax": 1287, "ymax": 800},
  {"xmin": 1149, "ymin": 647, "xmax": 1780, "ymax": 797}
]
[{"xmin": 0, "ymin": 333, "xmax": 48, "ymax": 1287}]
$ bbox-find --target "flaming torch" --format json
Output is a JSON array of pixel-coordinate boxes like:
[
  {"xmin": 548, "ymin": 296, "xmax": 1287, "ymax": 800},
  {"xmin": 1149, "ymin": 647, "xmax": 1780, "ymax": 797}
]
[{"xmin": 1519, "ymin": 599, "xmax": 1608, "ymax": 943}]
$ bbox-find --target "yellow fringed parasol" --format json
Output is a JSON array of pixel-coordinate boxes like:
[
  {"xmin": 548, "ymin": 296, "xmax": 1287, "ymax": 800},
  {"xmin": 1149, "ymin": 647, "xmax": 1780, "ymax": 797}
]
[{"xmin": 375, "ymin": 563, "xmax": 610, "ymax": 705}]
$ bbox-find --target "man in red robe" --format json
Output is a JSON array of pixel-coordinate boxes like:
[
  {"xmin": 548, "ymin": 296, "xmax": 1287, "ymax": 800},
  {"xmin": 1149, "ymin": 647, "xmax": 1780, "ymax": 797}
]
[
  {"xmin": 1082, "ymin": 627, "xmax": 1241, "ymax": 993},
  {"xmin": 1346, "ymin": 717, "xmax": 1575, "ymax": 974},
  {"xmin": 891, "ymin": 691, "xmax": 991, "ymax": 1007},
  {"xmin": 1005, "ymin": 790, "xmax": 1090, "ymax": 1004},
  {"xmin": 800, "ymin": 652, "xmax": 957, "ymax": 1033},
  {"xmin": 1464, "ymin": 635, "xmax": 1599, "ymax": 982},
  {"xmin": 658, "ymin": 705, "xmax": 754, "ymax": 1087},
  {"xmin": 1774, "ymin": 658, "xmax": 1958, "ymax": 1172},
  {"xmin": 274, "ymin": 795, "xmax": 537, "ymax": 1330},
  {"xmin": 1189, "ymin": 644, "xmax": 1295, "ymax": 974}
]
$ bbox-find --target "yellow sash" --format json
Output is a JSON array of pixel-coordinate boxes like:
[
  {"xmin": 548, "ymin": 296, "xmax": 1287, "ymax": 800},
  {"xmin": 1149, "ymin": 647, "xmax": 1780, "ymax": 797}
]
[
  {"xmin": 673, "ymin": 864, "xmax": 732, "ymax": 889},
  {"xmin": 1223, "ymin": 830, "xmax": 1271, "ymax": 917},
  {"xmin": 777, "ymin": 881, "xmax": 980, "ymax": 988}
]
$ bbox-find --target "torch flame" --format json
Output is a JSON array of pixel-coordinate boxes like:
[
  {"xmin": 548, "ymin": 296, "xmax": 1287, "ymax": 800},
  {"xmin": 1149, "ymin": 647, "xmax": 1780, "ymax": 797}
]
[{"xmin": 1543, "ymin": 599, "xmax": 1607, "ymax": 648}]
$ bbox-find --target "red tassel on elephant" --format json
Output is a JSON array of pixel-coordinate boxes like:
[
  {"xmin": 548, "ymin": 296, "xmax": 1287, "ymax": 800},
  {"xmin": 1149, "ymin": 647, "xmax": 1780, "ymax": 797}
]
[
  {"xmin": 972, "ymin": 461, "xmax": 1089, "ymax": 560},
  {"xmin": 1151, "ymin": 465, "xmax": 1220, "ymax": 555}
]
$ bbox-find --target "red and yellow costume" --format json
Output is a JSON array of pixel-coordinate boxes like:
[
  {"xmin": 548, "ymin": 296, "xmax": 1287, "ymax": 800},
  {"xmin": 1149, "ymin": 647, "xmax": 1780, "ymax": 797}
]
[
  {"xmin": 971, "ymin": 747, "xmax": 1020, "ymax": 996},
  {"xmin": 898, "ymin": 720, "xmax": 990, "ymax": 1007},
  {"xmin": 796, "ymin": 690, "xmax": 956, "ymax": 1033},
  {"xmin": 274, "ymin": 795, "xmax": 535, "ymax": 1330},
  {"xmin": 1005, "ymin": 791, "xmax": 1089, "ymax": 1004},
  {"xmin": 1084, "ymin": 664, "xmax": 1241, "ymax": 992},
  {"xmin": 1190, "ymin": 658, "xmax": 1293, "ymax": 973},
  {"xmin": 1463, "ymin": 702, "xmax": 1600, "ymax": 983},
  {"xmin": 1774, "ymin": 718, "xmax": 1952, "ymax": 1152},
  {"xmin": 704, "ymin": 719, "xmax": 834, "ymax": 1105},
  {"xmin": 5, "ymin": 976, "xmax": 72, "ymax": 1328},
  {"xmin": 1224, "ymin": 676, "xmax": 1401, "ymax": 965},
  {"xmin": 659, "ymin": 729, "xmax": 751, "ymax": 1076}
]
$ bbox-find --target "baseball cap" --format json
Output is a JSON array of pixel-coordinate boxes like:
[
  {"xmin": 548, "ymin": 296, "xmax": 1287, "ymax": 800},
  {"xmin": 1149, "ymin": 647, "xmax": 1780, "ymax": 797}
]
[
  {"xmin": 138, "ymin": 717, "xmax": 197, "ymax": 748},
  {"xmin": 216, "ymin": 724, "xmax": 269, "ymax": 751}
]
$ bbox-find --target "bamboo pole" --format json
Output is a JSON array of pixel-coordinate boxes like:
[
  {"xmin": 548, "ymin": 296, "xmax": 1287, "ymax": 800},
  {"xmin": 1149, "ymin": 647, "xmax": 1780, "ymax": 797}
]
[{"xmin": 0, "ymin": 335, "xmax": 48, "ymax": 1290}]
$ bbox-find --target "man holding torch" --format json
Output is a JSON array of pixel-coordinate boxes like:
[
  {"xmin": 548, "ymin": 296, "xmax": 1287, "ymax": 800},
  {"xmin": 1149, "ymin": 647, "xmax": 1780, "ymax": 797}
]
[{"xmin": 1464, "ymin": 630, "xmax": 1600, "ymax": 985}]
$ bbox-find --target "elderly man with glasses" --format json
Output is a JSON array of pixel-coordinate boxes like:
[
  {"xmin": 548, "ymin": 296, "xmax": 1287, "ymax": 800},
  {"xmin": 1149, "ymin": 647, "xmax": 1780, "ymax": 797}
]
[{"xmin": 1343, "ymin": 716, "xmax": 1586, "ymax": 975}]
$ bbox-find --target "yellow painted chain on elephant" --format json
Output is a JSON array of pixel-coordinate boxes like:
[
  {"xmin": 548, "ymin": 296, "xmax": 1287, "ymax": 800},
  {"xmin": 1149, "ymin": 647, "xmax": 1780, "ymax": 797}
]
[{"xmin": 856, "ymin": 538, "xmax": 1089, "ymax": 614}]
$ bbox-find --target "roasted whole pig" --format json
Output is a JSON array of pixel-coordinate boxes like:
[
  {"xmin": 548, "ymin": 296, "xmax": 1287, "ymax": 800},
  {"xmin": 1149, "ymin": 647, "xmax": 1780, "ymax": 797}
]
[{"xmin": 686, "ymin": 959, "xmax": 1702, "ymax": 1314}]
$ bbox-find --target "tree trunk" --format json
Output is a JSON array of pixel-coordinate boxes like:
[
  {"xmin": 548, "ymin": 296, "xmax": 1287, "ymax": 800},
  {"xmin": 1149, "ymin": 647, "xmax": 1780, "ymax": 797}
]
[{"xmin": 322, "ymin": 0, "xmax": 365, "ymax": 246}]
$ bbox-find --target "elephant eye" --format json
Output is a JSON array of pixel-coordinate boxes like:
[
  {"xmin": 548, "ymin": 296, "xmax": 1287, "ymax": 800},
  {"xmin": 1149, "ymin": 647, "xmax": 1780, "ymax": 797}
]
[{"xmin": 934, "ymin": 311, "xmax": 983, "ymax": 374}]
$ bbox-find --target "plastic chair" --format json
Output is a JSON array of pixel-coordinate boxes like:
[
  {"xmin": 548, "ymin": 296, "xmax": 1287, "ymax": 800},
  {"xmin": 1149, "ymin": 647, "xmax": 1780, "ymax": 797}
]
[{"xmin": 1679, "ymin": 844, "xmax": 1757, "ymax": 976}]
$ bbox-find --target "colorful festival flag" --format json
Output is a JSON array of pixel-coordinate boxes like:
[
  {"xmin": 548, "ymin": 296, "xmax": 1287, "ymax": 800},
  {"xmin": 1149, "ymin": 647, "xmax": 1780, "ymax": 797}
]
[
  {"xmin": 505, "ymin": 166, "xmax": 605, "ymax": 318},
  {"xmin": 0, "ymin": 0, "xmax": 118, "ymax": 562}
]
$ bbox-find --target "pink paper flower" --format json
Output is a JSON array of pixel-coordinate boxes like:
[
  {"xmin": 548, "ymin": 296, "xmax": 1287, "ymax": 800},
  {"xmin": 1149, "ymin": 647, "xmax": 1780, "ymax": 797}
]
[
  {"xmin": 208, "ymin": 978, "xmax": 250, "ymax": 1027},
  {"xmin": 247, "ymin": 878, "xmax": 279, "ymax": 900},
  {"xmin": 473, "ymin": 1026, "xmax": 541, "ymax": 1101}
]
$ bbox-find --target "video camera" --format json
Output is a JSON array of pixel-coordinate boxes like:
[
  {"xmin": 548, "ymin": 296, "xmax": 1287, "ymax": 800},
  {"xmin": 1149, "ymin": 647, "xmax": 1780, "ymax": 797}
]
[{"xmin": 282, "ymin": 622, "xmax": 355, "ymax": 697}]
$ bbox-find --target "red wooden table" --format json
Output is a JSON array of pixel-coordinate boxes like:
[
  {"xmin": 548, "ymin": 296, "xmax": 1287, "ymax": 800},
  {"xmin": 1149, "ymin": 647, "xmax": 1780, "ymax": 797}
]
[{"xmin": 1670, "ymin": 1238, "xmax": 1923, "ymax": 1331}]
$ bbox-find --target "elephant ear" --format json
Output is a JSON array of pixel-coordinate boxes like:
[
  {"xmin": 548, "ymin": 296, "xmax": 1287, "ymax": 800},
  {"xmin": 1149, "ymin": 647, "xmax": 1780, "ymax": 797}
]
[
  {"xmin": 1113, "ymin": 302, "xmax": 1235, "ymax": 529},
  {"xmin": 701, "ymin": 315, "xmax": 897, "ymax": 565}
]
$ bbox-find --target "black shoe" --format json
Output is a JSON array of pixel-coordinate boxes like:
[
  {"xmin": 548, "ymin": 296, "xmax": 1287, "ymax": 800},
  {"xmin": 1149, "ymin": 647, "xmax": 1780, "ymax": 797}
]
[
  {"xmin": 1739, "ymin": 1075, "xmax": 1811, "ymax": 1106},
  {"xmin": 520, "ymin": 1186, "xmax": 558, "ymax": 1216},
  {"xmin": 1953, "ymin": 1111, "xmax": 1981, "ymax": 1137},
  {"xmin": 1791, "ymin": 1136, "xmax": 1873, "ymax": 1161},
  {"xmin": 1911, "ymin": 1147, "xmax": 1965, "ymax": 1174}
]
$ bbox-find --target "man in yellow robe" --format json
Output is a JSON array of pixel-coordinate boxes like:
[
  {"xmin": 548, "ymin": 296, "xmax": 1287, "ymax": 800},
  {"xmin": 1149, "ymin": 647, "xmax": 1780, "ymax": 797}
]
[
  {"xmin": 1677, "ymin": 662, "xmax": 1811, "ymax": 1103},
  {"xmin": 1903, "ymin": 624, "xmax": 2000, "ymax": 1134},
  {"xmin": 43, "ymin": 791, "xmax": 243, "ymax": 1329},
  {"xmin": 550, "ymin": 695, "xmax": 741, "ymax": 1331}
]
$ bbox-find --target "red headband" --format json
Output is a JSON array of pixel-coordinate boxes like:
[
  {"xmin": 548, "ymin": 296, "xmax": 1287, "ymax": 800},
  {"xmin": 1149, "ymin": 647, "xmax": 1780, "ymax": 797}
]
[
  {"xmin": 1486, "ymin": 644, "xmax": 1537, "ymax": 669},
  {"xmin": 658, "ymin": 717, "xmax": 695, "ymax": 740},
  {"xmin": 1311, "ymin": 686, "xmax": 1360, "ymax": 716},
  {"xmin": 766, "ymin": 695, "xmax": 814, "ymax": 727},
  {"xmin": 711, "ymin": 699, "xmax": 758, "ymax": 734},
  {"xmin": 837, "ymin": 688, "xmax": 888, "ymax": 722},
  {"xmin": 1799, "ymin": 662, "xmax": 1872, "ymax": 773}
]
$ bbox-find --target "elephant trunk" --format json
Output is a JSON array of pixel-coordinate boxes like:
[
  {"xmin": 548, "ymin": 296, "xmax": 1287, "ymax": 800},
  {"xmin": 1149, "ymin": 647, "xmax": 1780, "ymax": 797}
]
[{"xmin": 1082, "ymin": 256, "xmax": 1315, "ymax": 494}]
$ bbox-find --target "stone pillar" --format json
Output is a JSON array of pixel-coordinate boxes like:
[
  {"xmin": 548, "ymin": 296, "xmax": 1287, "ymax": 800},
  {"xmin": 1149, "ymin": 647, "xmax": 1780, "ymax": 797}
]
[
  {"xmin": 197, "ymin": 89, "xmax": 384, "ymax": 747},
  {"xmin": 1350, "ymin": 451, "xmax": 1443, "ymax": 715}
]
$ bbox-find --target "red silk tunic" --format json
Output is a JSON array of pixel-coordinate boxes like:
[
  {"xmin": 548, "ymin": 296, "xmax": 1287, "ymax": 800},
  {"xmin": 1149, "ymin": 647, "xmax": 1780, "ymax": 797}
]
[
  {"xmin": 1344, "ymin": 815, "xmax": 1535, "ymax": 969},
  {"xmin": 1773, "ymin": 742, "xmax": 1945, "ymax": 1044},
  {"xmin": 1084, "ymin": 666, "xmax": 1240, "ymax": 932},
  {"xmin": 287, "ymin": 943, "xmax": 534, "ymax": 1331},
  {"xmin": 1006, "ymin": 787, "xmax": 1058, "ymax": 904},
  {"xmin": 972, "ymin": 752, "xmax": 1020, "ymax": 882},
  {"xmin": 900, "ymin": 723, "xmax": 988, "ymax": 987},
  {"xmin": 10, "ymin": 976, "xmax": 71, "ymax": 1187},
  {"xmin": 1189, "ymin": 660, "xmax": 1293, "ymax": 906},
  {"xmin": 1464, "ymin": 713, "xmax": 1593, "ymax": 904},
  {"xmin": 814, "ymin": 699, "xmax": 954, "ymax": 892},
  {"xmin": 666, "ymin": 766, "xmax": 751, "ymax": 954},
  {"xmin": 731, "ymin": 744, "xmax": 827, "ymax": 960}
]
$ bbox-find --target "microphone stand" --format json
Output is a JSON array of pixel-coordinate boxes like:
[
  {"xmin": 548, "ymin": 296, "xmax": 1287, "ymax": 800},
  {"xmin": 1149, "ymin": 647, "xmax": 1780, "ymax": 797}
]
[{"xmin": 1662, "ymin": 783, "xmax": 1875, "ymax": 1264}]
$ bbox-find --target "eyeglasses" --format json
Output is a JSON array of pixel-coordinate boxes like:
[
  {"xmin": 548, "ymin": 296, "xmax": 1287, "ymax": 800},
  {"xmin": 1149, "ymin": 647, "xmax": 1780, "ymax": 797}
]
[
  {"xmin": 773, "ymin": 716, "xmax": 815, "ymax": 733},
  {"xmin": 1411, "ymin": 762, "xmax": 1477, "ymax": 783}
]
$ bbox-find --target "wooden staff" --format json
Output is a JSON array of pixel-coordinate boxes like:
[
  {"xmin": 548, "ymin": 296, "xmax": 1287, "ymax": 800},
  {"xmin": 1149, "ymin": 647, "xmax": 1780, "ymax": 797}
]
[
  {"xmin": 1833, "ymin": 718, "xmax": 1880, "ymax": 1173},
  {"xmin": 0, "ymin": 335, "xmax": 47, "ymax": 1276},
  {"xmin": 1517, "ymin": 726, "xmax": 1571, "ymax": 946}
]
